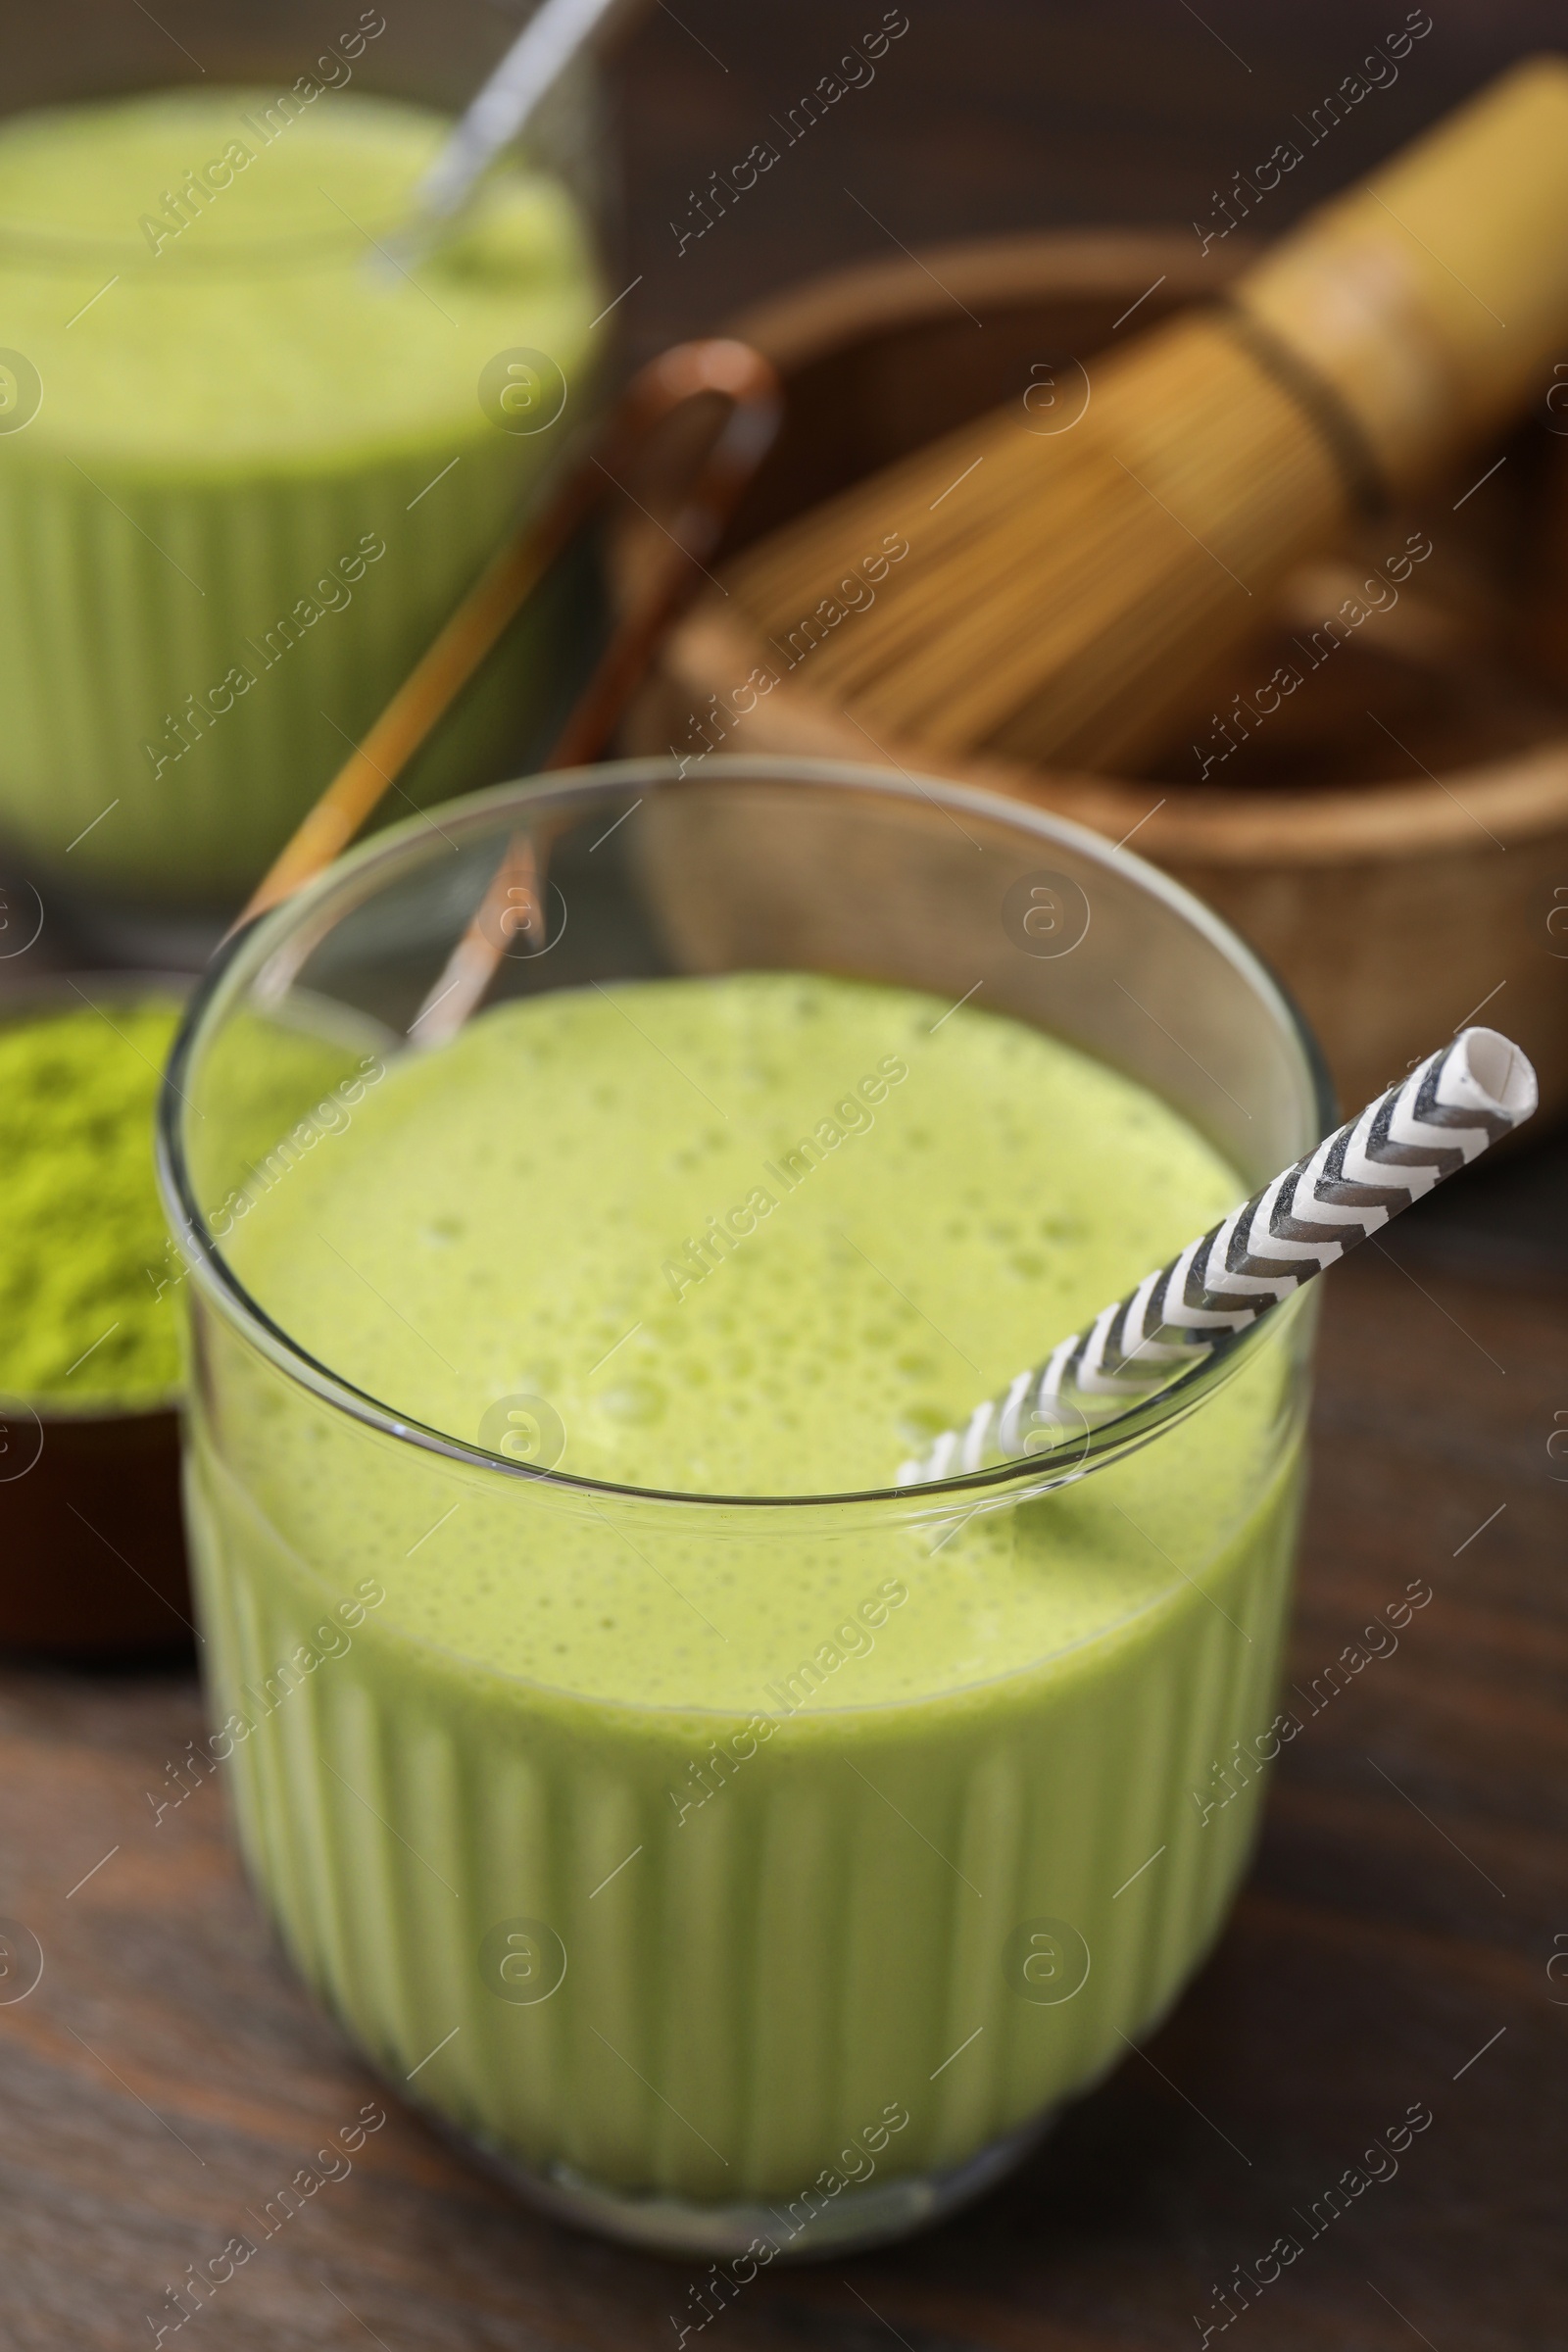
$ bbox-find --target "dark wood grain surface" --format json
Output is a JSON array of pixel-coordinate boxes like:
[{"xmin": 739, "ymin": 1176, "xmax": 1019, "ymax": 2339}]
[{"xmin": 3, "ymin": 6, "xmax": 1566, "ymax": 2346}]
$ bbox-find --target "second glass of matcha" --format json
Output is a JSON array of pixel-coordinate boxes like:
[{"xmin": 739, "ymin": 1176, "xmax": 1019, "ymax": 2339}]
[
  {"xmin": 0, "ymin": 6, "xmax": 609, "ymax": 940},
  {"xmin": 159, "ymin": 756, "xmax": 1327, "ymax": 2257}
]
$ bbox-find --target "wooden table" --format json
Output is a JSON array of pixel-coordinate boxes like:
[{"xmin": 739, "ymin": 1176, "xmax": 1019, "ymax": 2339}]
[{"xmin": 3, "ymin": 5, "xmax": 1565, "ymax": 2344}]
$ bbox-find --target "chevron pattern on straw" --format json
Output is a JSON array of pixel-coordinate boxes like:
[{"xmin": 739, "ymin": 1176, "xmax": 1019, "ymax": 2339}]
[{"xmin": 898, "ymin": 1026, "xmax": 1538, "ymax": 1488}]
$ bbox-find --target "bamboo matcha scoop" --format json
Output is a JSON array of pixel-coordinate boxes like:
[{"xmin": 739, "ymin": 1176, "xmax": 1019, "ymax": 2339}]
[{"xmin": 717, "ymin": 57, "xmax": 1568, "ymax": 774}]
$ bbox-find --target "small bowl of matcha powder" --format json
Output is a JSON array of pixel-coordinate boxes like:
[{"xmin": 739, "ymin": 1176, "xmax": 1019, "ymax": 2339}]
[{"xmin": 0, "ymin": 987, "xmax": 185, "ymax": 1409}]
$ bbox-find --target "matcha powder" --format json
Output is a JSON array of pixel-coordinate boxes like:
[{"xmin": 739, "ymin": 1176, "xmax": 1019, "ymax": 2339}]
[{"xmin": 0, "ymin": 997, "xmax": 184, "ymax": 1406}]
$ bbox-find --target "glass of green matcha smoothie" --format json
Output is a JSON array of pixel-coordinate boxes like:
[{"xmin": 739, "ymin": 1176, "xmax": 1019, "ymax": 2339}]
[
  {"xmin": 159, "ymin": 756, "xmax": 1328, "ymax": 2258},
  {"xmin": 0, "ymin": 10, "xmax": 607, "ymax": 940}
]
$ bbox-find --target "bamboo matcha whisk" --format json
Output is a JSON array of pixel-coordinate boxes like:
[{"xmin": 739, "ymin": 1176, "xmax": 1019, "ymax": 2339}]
[{"xmin": 720, "ymin": 57, "xmax": 1568, "ymax": 775}]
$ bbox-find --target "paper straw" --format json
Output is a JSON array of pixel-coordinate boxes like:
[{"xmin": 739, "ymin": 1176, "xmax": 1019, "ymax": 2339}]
[{"xmin": 897, "ymin": 1027, "xmax": 1538, "ymax": 1488}]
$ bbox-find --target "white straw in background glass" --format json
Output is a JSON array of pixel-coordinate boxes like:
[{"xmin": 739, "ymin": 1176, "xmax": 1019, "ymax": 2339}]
[{"xmin": 383, "ymin": 0, "xmax": 629, "ymax": 271}]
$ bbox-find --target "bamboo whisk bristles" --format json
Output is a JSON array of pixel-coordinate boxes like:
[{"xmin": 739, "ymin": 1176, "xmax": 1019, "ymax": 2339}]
[
  {"xmin": 726, "ymin": 310, "xmax": 1349, "ymax": 772},
  {"xmin": 717, "ymin": 56, "xmax": 1568, "ymax": 775}
]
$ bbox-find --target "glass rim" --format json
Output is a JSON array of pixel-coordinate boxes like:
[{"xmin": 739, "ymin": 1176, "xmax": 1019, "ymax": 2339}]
[{"xmin": 157, "ymin": 755, "xmax": 1334, "ymax": 1517}]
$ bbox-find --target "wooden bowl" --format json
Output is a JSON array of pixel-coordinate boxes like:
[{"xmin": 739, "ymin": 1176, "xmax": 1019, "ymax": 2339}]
[
  {"xmin": 0, "ymin": 976, "xmax": 191, "ymax": 1661},
  {"xmin": 622, "ymin": 230, "xmax": 1568, "ymax": 1123}
]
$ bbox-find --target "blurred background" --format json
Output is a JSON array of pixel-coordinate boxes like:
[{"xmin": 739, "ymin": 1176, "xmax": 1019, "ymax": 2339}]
[
  {"xmin": 603, "ymin": 0, "xmax": 1568, "ymax": 1256},
  {"xmin": 612, "ymin": 0, "xmax": 1565, "ymax": 350},
  {"xmin": 1, "ymin": 8, "xmax": 1563, "ymax": 2345}
]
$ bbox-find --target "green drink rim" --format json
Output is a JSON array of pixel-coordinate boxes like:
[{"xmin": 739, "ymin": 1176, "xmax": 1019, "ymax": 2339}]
[{"xmin": 157, "ymin": 758, "xmax": 1333, "ymax": 1517}]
